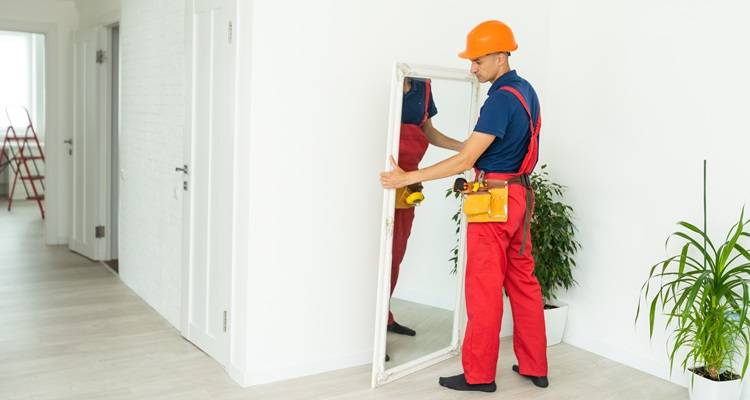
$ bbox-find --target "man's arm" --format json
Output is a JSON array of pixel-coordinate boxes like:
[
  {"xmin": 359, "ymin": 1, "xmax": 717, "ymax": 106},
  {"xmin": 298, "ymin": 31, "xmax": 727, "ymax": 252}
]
[
  {"xmin": 422, "ymin": 119, "xmax": 464, "ymax": 151},
  {"xmin": 380, "ymin": 131, "xmax": 495, "ymax": 189}
]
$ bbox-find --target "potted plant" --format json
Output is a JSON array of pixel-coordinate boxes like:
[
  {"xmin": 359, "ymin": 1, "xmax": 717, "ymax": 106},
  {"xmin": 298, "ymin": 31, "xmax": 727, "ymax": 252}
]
[
  {"xmin": 530, "ymin": 165, "xmax": 580, "ymax": 345},
  {"xmin": 636, "ymin": 162, "xmax": 750, "ymax": 400},
  {"xmin": 447, "ymin": 164, "xmax": 580, "ymax": 346}
]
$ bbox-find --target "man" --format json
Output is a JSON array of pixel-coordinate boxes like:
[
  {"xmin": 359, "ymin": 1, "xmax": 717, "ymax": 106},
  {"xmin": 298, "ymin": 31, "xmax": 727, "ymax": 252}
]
[{"xmin": 380, "ymin": 20, "xmax": 549, "ymax": 393}]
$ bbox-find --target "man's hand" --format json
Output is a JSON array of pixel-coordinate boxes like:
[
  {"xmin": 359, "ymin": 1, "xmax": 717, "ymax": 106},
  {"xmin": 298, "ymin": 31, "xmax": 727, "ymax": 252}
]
[
  {"xmin": 379, "ymin": 131, "xmax": 495, "ymax": 189},
  {"xmin": 380, "ymin": 156, "xmax": 412, "ymax": 189}
]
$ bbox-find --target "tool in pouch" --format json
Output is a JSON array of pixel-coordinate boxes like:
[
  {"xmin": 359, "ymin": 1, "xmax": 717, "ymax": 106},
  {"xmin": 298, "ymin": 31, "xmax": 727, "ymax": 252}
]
[
  {"xmin": 395, "ymin": 183, "xmax": 425, "ymax": 209},
  {"xmin": 453, "ymin": 171, "xmax": 509, "ymax": 223}
]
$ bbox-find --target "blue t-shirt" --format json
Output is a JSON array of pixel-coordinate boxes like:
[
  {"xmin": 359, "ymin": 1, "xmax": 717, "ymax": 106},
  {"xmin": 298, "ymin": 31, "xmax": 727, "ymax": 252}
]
[
  {"xmin": 401, "ymin": 78, "xmax": 437, "ymax": 125},
  {"xmin": 474, "ymin": 70, "xmax": 540, "ymax": 173}
]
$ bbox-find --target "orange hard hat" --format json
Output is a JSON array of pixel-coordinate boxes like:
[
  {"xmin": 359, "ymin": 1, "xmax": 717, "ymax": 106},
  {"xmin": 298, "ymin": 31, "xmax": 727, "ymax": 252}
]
[{"xmin": 458, "ymin": 20, "xmax": 518, "ymax": 59}]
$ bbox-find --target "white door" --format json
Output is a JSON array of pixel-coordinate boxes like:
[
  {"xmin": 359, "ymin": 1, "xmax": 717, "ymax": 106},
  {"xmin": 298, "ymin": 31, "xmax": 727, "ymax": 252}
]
[
  {"xmin": 182, "ymin": 0, "xmax": 236, "ymax": 365},
  {"xmin": 69, "ymin": 28, "xmax": 103, "ymax": 260}
]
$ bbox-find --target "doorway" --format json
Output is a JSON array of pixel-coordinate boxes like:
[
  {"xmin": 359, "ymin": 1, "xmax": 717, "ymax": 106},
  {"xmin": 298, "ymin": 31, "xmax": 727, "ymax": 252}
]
[
  {"xmin": 0, "ymin": 30, "xmax": 46, "ymax": 220},
  {"xmin": 105, "ymin": 25, "xmax": 120, "ymax": 273}
]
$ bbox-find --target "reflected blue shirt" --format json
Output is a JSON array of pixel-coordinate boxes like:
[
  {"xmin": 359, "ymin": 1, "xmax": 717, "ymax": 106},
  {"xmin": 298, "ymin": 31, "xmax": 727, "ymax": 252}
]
[{"xmin": 401, "ymin": 78, "xmax": 438, "ymax": 125}]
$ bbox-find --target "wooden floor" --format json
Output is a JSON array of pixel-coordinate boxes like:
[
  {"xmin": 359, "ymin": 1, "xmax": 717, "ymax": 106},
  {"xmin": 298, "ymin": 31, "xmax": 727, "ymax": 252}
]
[{"xmin": 0, "ymin": 201, "xmax": 688, "ymax": 399}]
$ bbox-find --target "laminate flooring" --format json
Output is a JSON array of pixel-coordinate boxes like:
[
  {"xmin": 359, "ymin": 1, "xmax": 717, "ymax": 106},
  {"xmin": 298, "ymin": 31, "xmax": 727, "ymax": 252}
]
[{"xmin": 0, "ymin": 201, "xmax": 687, "ymax": 399}]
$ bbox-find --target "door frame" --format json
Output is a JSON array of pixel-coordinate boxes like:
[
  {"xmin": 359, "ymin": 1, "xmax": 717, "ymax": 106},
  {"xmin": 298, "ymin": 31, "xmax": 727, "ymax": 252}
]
[
  {"xmin": 181, "ymin": 0, "xmax": 194, "ymax": 344},
  {"xmin": 101, "ymin": 22, "xmax": 120, "ymax": 262},
  {"xmin": 182, "ymin": 0, "xmax": 196, "ymax": 348},
  {"xmin": 69, "ymin": 23, "xmax": 118, "ymax": 261}
]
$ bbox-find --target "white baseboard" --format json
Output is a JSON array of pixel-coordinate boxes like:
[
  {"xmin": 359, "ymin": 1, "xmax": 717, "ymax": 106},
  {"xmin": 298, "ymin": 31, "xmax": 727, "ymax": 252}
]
[
  {"xmin": 563, "ymin": 330, "xmax": 688, "ymax": 388},
  {"xmin": 240, "ymin": 350, "xmax": 372, "ymax": 388},
  {"xmin": 227, "ymin": 363, "xmax": 247, "ymax": 386}
]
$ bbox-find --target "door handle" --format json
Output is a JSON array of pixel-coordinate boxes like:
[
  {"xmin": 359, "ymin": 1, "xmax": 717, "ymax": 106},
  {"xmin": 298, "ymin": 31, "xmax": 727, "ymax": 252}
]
[
  {"xmin": 175, "ymin": 165, "xmax": 189, "ymax": 174},
  {"xmin": 64, "ymin": 139, "xmax": 73, "ymax": 155}
]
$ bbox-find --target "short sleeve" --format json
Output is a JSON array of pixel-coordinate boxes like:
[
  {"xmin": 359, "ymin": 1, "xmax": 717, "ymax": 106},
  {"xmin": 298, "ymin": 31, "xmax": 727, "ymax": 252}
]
[
  {"xmin": 427, "ymin": 91, "xmax": 437, "ymax": 118},
  {"xmin": 473, "ymin": 93, "xmax": 513, "ymax": 139}
]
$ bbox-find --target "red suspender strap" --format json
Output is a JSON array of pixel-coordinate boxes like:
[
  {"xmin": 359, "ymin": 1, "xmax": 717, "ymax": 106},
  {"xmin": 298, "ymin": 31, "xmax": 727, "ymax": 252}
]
[
  {"xmin": 419, "ymin": 80, "xmax": 431, "ymax": 127},
  {"xmin": 498, "ymin": 85, "xmax": 541, "ymax": 175},
  {"xmin": 496, "ymin": 85, "xmax": 541, "ymax": 256}
]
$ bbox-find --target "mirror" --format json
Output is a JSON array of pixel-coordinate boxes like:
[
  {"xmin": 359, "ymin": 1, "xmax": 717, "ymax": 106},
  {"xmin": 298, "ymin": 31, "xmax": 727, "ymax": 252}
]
[{"xmin": 372, "ymin": 64, "xmax": 480, "ymax": 387}]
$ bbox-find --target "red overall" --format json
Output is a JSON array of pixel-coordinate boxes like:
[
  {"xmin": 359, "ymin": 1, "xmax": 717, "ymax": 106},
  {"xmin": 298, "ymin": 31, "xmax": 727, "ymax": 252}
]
[
  {"xmin": 389, "ymin": 81, "xmax": 431, "ymax": 325},
  {"xmin": 462, "ymin": 85, "xmax": 548, "ymax": 384}
]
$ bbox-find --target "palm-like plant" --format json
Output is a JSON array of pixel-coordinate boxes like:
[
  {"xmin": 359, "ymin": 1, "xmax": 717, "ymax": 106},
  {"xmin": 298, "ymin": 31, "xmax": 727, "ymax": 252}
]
[
  {"xmin": 530, "ymin": 165, "xmax": 579, "ymax": 303},
  {"xmin": 636, "ymin": 165, "xmax": 750, "ymax": 382}
]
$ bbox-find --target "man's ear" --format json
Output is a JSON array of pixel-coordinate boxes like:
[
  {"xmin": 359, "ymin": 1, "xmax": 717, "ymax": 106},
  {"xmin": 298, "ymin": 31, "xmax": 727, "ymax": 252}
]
[{"xmin": 497, "ymin": 52, "xmax": 508, "ymax": 66}]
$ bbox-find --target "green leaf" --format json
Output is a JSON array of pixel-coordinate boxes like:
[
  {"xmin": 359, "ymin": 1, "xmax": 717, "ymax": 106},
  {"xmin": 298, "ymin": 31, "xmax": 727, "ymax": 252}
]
[
  {"xmin": 649, "ymin": 294, "xmax": 659, "ymax": 338},
  {"xmin": 718, "ymin": 211, "xmax": 745, "ymax": 273},
  {"xmin": 671, "ymin": 232, "xmax": 716, "ymax": 269},
  {"xmin": 678, "ymin": 221, "xmax": 717, "ymax": 255},
  {"xmin": 678, "ymin": 244, "xmax": 689, "ymax": 276}
]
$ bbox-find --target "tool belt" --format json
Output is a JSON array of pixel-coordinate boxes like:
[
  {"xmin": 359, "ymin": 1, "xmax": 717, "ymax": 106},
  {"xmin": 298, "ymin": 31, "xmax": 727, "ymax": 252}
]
[
  {"xmin": 395, "ymin": 183, "xmax": 425, "ymax": 209},
  {"xmin": 456, "ymin": 173, "xmax": 532, "ymax": 223}
]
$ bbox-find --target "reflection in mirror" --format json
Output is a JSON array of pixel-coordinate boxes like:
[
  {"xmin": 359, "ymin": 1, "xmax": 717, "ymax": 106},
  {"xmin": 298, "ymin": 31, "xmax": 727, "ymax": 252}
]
[{"xmin": 385, "ymin": 76, "xmax": 474, "ymax": 369}]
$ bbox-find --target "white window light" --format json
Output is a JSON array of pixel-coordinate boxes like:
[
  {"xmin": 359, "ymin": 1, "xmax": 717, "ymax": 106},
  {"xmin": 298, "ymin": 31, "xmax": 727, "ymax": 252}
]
[{"xmin": 0, "ymin": 30, "xmax": 45, "ymax": 139}]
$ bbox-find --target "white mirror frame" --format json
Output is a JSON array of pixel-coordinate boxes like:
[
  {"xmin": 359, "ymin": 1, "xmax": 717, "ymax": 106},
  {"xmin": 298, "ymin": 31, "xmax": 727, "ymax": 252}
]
[{"xmin": 371, "ymin": 63, "xmax": 481, "ymax": 388}]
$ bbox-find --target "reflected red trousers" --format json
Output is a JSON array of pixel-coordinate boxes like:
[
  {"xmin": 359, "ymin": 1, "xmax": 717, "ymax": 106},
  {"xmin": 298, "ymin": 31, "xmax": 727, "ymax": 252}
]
[{"xmin": 389, "ymin": 207, "xmax": 415, "ymax": 325}]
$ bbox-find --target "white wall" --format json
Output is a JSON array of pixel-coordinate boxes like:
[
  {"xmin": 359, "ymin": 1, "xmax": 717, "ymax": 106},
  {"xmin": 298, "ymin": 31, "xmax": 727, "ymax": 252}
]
[
  {"xmin": 117, "ymin": 0, "xmax": 186, "ymax": 328},
  {"xmin": 0, "ymin": 0, "xmax": 78, "ymax": 245},
  {"xmin": 542, "ymin": 0, "xmax": 750, "ymax": 393},
  {"xmin": 237, "ymin": 0, "xmax": 552, "ymax": 386},
  {"xmin": 74, "ymin": 0, "xmax": 120, "ymax": 28}
]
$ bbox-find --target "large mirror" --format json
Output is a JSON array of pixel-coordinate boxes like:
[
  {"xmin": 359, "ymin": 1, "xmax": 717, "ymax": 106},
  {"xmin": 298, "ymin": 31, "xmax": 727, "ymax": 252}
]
[{"xmin": 372, "ymin": 64, "xmax": 480, "ymax": 387}]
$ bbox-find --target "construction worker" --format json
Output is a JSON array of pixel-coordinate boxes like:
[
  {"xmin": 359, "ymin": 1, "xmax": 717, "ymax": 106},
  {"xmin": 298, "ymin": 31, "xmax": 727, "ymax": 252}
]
[
  {"xmin": 388, "ymin": 77, "xmax": 463, "ymax": 338},
  {"xmin": 380, "ymin": 20, "xmax": 548, "ymax": 392}
]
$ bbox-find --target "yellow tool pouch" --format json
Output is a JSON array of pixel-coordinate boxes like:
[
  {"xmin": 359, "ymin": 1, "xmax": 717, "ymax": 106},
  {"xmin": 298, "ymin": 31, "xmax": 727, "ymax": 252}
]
[
  {"xmin": 395, "ymin": 186, "xmax": 425, "ymax": 209},
  {"xmin": 463, "ymin": 187, "xmax": 508, "ymax": 223}
]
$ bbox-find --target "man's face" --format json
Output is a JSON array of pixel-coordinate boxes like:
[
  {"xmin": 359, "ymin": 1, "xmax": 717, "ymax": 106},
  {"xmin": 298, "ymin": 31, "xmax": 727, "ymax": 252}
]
[{"xmin": 470, "ymin": 53, "xmax": 502, "ymax": 83}]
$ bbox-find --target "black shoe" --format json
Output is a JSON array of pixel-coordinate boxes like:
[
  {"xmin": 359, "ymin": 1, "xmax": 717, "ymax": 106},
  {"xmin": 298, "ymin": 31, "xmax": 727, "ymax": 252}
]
[
  {"xmin": 387, "ymin": 321, "xmax": 416, "ymax": 336},
  {"xmin": 385, "ymin": 354, "xmax": 390, "ymax": 362},
  {"xmin": 438, "ymin": 374, "xmax": 496, "ymax": 392},
  {"xmin": 512, "ymin": 365, "xmax": 549, "ymax": 388}
]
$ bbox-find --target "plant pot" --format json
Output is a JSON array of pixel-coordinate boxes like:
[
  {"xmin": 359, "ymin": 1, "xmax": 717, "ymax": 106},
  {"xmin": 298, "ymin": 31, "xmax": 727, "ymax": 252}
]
[
  {"xmin": 687, "ymin": 369, "xmax": 741, "ymax": 400},
  {"xmin": 543, "ymin": 301, "xmax": 568, "ymax": 346}
]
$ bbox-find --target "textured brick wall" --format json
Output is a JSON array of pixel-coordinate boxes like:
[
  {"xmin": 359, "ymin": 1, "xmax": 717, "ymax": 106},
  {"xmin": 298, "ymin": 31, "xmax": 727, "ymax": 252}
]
[{"xmin": 118, "ymin": 0, "xmax": 185, "ymax": 328}]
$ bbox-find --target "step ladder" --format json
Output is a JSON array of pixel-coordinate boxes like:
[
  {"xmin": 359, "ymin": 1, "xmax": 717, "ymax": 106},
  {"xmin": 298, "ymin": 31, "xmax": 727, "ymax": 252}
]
[{"xmin": 0, "ymin": 106, "xmax": 45, "ymax": 218}]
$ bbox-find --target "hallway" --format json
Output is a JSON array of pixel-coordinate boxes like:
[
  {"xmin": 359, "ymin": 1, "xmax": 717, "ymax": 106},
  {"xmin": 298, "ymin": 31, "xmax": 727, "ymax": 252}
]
[{"xmin": 0, "ymin": 202, "xmax": 237, "ymax": 399}]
